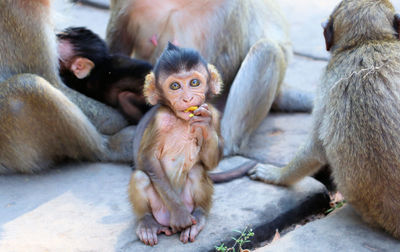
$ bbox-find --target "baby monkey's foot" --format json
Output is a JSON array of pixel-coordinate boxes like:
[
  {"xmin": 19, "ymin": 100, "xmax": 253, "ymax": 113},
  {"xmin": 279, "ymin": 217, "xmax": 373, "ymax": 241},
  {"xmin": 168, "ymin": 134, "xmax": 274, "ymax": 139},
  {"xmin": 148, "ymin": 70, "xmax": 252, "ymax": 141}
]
[
  {"xmin": 136, "ymin": 214, "xmax": 172, "ymax": 246},
  {"xmin": 180, "ymin": 208, "xmax": 206, "ymax": 243}
]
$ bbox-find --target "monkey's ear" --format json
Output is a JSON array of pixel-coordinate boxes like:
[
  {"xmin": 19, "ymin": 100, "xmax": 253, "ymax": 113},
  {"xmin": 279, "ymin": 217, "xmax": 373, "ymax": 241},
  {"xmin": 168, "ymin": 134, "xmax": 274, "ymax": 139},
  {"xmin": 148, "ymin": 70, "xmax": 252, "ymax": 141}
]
[
  {"xmin": 144, "ymin": 72, "xmax": 159, "ymax": 105},
  {"xmin": 322, "ymin": 19, "xmax": 334, "ymax": 51},
  {"xmin": 395, "ymin": 14, "xmax": 400, "ymax": 39},
  {"xmin": 207, "ymin": 64, "xmax": 223, "ymax": 95},
  {"xmin": 70, "ymin": 57, "xmax": 95, "ymax": 79}
]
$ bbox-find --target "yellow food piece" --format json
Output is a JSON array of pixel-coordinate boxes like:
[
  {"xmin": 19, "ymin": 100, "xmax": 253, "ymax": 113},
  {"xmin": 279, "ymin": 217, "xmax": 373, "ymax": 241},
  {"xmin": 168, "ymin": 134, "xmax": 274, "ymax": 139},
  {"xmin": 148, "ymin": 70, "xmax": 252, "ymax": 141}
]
[
  {"xmin": 189, "ymin": 114, "xmax": 194, "ymax": 118},
  {"xmin": 184, "ymin": 106, "xmax": 199, "ymax": 113}
]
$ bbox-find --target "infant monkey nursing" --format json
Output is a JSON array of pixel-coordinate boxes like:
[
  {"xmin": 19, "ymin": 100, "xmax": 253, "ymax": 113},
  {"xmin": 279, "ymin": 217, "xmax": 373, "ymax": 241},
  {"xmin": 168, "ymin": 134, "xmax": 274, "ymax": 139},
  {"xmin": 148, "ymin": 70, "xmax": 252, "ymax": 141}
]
[{"xmin": 129, "ymin": 42, "xmax": 224, "ymax": 245}]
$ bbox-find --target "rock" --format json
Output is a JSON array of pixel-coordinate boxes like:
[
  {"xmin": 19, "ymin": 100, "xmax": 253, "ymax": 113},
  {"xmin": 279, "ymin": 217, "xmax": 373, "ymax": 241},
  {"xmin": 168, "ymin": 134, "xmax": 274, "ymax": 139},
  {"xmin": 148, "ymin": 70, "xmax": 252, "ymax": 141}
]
[
  {"xmin": 256, "ymin": 205, "xmax": 400, "ymax": 252},
  {"xmin": 0, "ymin": 163, "xmax": 329, "ymax": 251}
]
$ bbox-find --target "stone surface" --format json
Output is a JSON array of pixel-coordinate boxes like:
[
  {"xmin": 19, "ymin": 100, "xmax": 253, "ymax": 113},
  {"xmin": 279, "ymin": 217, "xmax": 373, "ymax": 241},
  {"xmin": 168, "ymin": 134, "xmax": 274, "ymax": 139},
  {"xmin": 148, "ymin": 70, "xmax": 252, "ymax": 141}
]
[
  {"xmin": 0, "ymin": 164, "xmax": 328, "ymax": 252},
  {"xmin": 245, "ymin": 113, "xmax": 312, "ymax": 165},
  {"xmin": 52, "ymin": 0, "xmax": 110, "ymax": 38},
  {"xmin": 256, "ymin": 205, "xmax": 400, "ymax": 252}
]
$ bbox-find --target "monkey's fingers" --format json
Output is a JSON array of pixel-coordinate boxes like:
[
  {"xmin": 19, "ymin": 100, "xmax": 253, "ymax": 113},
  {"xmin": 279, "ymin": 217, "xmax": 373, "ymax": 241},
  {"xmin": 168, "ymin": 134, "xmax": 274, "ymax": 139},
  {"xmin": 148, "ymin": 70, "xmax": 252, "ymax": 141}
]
[
  {"xmin": 190, "ymin": 122, "xmax": 209, "ymax": 141},
  {"xmin": 199, "ymin": 103, "xmax": 209, "ymax": 110},
  {"xmin": 171, "ymin": 211, "xmax": 196, "ymax": 233},
  {"xmin": 193, "ymin": 106, "xmax": 211, "ymax": 118},
  {"xmin": 190, "ymin": 115, "xmax": 212, "ymax": 132},
  {"xmin": 185, "ymin": 106, "xmax": 199, "ymax": 118},
  {"xmin": 190, "ymin": 116, "xmax": 211, "ymax": 126}
]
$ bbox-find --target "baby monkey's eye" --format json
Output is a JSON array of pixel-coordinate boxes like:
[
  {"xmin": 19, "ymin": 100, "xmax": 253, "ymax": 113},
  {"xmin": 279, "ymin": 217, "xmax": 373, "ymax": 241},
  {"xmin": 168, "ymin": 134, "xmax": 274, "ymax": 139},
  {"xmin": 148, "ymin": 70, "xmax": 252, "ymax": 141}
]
[
  {"xmin": 170, "ymin": 82, "xmax": 181, "ymax": 90},
  {"xmin": 190, "ymin": 79, "xmax": 200, "ymax": 87}
]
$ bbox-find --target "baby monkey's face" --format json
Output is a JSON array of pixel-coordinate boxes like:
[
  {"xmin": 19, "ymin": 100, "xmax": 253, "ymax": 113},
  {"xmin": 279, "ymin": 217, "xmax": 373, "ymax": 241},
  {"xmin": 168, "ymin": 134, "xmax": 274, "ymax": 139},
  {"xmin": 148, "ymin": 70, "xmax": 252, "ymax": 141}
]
[{"xmin": 160, "ymin": 67, "xmax": 209, "ymax": 121}]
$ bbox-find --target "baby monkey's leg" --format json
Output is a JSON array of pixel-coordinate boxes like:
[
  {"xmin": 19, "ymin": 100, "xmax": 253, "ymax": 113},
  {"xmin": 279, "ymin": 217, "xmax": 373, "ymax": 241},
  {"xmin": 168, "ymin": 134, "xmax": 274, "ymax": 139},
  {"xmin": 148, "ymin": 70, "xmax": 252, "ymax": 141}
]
[
  {"xmin": 129, "ymin": 170, "xmax": 172, "ymax": 246},
  {"xmin": 180, "ymin": 164, "xmax": 213, "ymax": 243}
]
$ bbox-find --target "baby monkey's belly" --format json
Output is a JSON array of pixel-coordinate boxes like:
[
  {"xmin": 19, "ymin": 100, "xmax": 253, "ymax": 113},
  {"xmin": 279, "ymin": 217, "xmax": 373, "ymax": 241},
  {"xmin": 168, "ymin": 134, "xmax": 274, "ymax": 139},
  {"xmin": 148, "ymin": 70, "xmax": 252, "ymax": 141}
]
[
  {"xmin": 152, "ymin": 177, "xmax": 195, "ymax": 227},
  {"xmin": 153, "ymin": 125, "xmax": 202, "ymax": 226}
]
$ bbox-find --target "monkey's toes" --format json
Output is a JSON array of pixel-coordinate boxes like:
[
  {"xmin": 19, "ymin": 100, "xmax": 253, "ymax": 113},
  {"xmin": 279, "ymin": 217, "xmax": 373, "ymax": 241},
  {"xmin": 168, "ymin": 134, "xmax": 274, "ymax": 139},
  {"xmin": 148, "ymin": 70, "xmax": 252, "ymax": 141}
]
[
  {"xmin": 138, "ymin": 228, "xmax": 158, "ymax": 246},
  {"xmin": 180, "ymin": 224, "xmax": 201, "ymax": 243},
  {"xmin": 248, "ymin": 163, "xmax": 280, "ymax": 184},
  {"xmin": 180, "ymin": 227, "xmax": 191, "ymax": 243}
]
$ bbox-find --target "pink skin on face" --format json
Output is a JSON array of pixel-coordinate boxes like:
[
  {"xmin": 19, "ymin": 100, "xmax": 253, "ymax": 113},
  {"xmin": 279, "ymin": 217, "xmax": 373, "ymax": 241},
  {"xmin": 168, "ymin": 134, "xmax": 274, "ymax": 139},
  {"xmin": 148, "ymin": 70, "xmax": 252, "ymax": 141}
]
[{"xmin": 160, "ymin": 68, "xmax": 209, "ymax": 121}]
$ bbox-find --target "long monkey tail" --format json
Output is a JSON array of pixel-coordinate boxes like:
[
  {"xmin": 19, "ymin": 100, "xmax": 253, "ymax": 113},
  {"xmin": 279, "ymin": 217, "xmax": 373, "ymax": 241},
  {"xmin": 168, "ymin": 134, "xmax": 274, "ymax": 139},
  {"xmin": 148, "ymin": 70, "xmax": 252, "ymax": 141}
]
[{"xmin": 208, "ymin": 160, "xmax": 258, "ymax": 183}]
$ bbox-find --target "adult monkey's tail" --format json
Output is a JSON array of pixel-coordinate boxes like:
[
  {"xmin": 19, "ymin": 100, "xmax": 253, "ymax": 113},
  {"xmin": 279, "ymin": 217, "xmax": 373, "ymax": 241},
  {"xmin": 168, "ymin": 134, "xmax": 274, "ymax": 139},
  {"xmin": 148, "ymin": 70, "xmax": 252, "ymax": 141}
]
[{"xmin": 209, "ymin": 160, "xmax": 258, "ymax": 183}]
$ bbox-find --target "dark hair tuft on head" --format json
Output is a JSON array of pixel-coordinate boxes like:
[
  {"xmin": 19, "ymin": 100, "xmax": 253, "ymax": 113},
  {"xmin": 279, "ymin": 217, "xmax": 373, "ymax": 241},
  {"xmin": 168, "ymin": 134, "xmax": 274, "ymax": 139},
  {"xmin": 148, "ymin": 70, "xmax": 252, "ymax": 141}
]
[
  {"xmin": 167, "ymin": 41, "xmax": 179, "ymax": 51},
  {"xmin": 153, "ymin": 42, "xmax": 207, "ymax": 81},
  {"xmin": 57, "ymin": 27, "xmax": 109, "ymax": 64}
]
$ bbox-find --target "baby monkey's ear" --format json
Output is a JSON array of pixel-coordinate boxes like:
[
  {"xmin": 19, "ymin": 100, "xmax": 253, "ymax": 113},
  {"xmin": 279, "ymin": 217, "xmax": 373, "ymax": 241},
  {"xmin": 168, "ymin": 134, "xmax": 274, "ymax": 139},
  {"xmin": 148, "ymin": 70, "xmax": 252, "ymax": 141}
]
[
  {"xmin": 71, "ymin": 57, "xmax": 95, "ymax": 79},
  {"xmin": 207, "ymin": 64, "xmax": 223, "ymax": 95},
  {"xmin": 144, "ymin": 72, "xmax": 159, "ymax": 105}
]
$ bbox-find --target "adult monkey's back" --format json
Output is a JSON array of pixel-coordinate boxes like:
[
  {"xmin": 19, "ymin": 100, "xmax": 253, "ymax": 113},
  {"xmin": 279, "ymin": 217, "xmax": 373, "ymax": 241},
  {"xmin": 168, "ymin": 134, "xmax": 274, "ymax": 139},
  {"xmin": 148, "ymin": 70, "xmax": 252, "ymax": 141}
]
[
  {"xmin": 250, "ymin": 0, "xmax": 400, "ymax": 239},
  {"xmin": 0, "ymin": 0, "xmax": 133, "ymax": 173},
  {"xmin": 106, "ymin": 0, "xmax": 311, "ymax": 158}
]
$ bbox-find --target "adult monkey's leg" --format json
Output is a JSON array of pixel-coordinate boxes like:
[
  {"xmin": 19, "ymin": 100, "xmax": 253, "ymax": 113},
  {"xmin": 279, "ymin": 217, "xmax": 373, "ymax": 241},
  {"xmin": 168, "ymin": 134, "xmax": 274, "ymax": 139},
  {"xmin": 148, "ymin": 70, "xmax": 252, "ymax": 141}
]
[
  {"xmin": 221, "ymin": 39, "xmax": 286, "ymax": 156},
  {"xmin": 0, "ymin": 74, "xmax": 106, "ymax": 173},
  {"xmin": 59, "ymin": 85, "xmax": 129, "ymax": 135}
]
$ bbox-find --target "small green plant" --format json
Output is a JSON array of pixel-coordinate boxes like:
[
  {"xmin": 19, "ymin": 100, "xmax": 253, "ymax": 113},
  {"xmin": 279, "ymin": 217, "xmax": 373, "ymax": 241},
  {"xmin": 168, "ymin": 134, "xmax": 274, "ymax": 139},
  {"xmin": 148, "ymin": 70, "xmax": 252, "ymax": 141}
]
[
  {"xmin": 215, "ymin": 227, "xmax": 255, "ymax": 252},
  {"xmin": 325, "ymin": 199, "xmax": 346, "ymax": 214}
]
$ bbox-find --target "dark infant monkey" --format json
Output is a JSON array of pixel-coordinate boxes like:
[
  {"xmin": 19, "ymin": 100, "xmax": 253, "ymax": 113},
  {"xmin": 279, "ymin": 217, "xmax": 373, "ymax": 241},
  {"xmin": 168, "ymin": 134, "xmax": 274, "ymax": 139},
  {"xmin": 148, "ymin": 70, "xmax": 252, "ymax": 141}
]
[
  {"xmin": 129, "ymin": 43, "xmax": 223, "ymax": 245},
  {"xmin": 250, "ymin": 0, "xmax": 400, "ymax": 240},
  {"xmin": 57, "ymin": 27, "xmax": 153, "ymax": 124}
]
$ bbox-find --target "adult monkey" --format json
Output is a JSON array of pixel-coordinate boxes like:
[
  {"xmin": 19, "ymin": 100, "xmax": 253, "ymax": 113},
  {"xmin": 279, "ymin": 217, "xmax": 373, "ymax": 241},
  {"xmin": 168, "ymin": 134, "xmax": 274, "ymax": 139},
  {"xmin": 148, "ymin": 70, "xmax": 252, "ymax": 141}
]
[
  {"xmin": 250, "ymin": 0, "xmax": 400, "ymax": 239},
  {"xmin": 0, "ymin": 0, "xmax": 133, "ymax": 173},
  {"xmin": 106, "ymin": 0, "xmax": 311, "ymax": 158}
]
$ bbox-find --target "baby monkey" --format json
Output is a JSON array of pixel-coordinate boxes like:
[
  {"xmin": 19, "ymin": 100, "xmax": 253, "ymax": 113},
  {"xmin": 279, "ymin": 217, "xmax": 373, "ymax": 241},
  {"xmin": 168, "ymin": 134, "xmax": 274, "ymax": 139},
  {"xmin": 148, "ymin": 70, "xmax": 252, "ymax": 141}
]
[
  {"xmin": 129, "ymin": 43, "xmax": 223, "ymax": 245},
  {"xmin": 57, "ymin": 27, "xmax": 152, "ymax": 124}
]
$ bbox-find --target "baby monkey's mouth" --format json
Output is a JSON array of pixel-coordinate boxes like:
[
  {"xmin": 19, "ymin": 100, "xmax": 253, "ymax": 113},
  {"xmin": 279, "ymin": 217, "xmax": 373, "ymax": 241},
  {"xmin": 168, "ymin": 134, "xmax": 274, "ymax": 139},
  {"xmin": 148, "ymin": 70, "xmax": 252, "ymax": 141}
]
[{"xmin": 184, "ymin": 106, "xmax": 199, "ymax": 117}]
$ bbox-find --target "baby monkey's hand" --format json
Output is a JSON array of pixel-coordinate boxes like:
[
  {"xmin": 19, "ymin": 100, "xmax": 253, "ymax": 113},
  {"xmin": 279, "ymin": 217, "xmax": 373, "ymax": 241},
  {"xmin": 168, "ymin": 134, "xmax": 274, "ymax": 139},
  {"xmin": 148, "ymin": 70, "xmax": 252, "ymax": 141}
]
[{"xmin": 190, "ymin": 104, "xmax": 213, "ymax": 144}]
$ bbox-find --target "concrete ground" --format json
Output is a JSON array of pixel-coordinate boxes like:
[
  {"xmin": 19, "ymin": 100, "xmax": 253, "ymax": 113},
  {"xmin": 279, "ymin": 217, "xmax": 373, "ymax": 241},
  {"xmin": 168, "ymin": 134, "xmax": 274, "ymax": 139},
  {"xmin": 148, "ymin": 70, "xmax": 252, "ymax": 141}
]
[{"xmin": 1, "ymin": 0, "xmax": 400, "ymax": 251}]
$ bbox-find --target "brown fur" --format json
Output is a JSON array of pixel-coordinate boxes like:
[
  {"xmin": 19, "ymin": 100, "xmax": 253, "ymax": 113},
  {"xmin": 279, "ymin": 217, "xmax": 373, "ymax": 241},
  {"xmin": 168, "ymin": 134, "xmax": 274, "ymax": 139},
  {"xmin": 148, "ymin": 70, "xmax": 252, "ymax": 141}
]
[
  {"xmin": 129, "ymin": 52, "xmax": 223, "ymax": 244},
  {"xmin": 106, "ymin": 0, "xmax": 314, "ymax": 160},
  {"xmin": 132, "ymin": 106, "xmax": 215, "ymax": 216},
  {"xmin": 0, "ymin": 0, "xmax": 134, "ymax": 173},
  {"xmin": 250, "ymin": 0, "xmax": 400, "ymax": 239}
]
